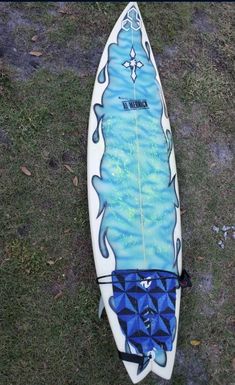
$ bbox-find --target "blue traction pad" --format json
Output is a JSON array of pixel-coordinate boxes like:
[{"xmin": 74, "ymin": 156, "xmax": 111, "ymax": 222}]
[{"xmin": 112, "ymin": 270, "xmax": 179, "ymax": 354}]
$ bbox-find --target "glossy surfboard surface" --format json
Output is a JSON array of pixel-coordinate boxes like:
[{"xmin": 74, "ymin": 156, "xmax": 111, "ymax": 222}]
[{"xmin": 87, "ymin": 2, "xmax": 182, "ymax": 383}]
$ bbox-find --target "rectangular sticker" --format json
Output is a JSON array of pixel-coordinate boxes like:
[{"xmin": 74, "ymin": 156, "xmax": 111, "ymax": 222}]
[{"xmin": 122, "ymin": 99, "xmax": 149, "ymax": 111}]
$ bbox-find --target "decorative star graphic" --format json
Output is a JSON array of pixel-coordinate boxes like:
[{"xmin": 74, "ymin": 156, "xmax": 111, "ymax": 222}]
[{"xmin": 122, "ymin": 47, "xmax": 144, "ymax": 83}]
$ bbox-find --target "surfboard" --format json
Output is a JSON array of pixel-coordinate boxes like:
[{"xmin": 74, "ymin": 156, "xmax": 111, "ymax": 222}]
[{"xmin": 88, "ymin": 2, "xmax": 183, "ymax": 383}]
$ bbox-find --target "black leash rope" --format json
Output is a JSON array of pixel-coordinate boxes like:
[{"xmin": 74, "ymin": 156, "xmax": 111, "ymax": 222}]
[{"xmin": 96, "ymin": 269, "xmax": 192, "ymax": 288}]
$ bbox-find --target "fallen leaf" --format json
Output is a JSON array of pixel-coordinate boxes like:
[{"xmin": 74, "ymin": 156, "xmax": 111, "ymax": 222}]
[
  {"xmin": 31, "ymin": 35, "xmax": 38, "ymax": 42},
  {"xmin": 232, "ymin": 357, "xmax": 235, "ymax": 371},
  {"xmin": 72, "ymin": 176, "xmax": 78, "ymax": 187},
  {"xmin": 29, "ymin": 51, "xmax": 43, "ymax": 57},
  {"xmin": 180, "ymin": 209, "xmax": 187, "ymax": 215},
  {"xmin": 42, "ymin": 149, "xmax": 50, "ymax": 159},
  {"xmin": 54, "ymin": 290, "xmax": 63, "ymax": 300},
  {"xmin": 20, "ymin": 166, "xmax": 32, "ymax": 176},
  {"xmin": 227, "ymin": 316, "xmax": 235, "ymax": 323},
  {"xmin": 58, "ymin": 6, "xmax": 72, "ymax": 15},
  {"xmin": 190, "ymin": 339, "xmax": 201, "ymax": 346},
  {"xmin": 47, "ymin": 260, "xmax": 55, "ymax": 266},
  {"xmin": 64, "ymin": 164, "xmax": 74, "ymax": 173}
]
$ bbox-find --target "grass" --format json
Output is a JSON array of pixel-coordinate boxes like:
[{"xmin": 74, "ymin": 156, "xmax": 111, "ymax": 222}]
[{"xmin": 0, "ymin": 2, "xmax": 234, "ymax": 385}]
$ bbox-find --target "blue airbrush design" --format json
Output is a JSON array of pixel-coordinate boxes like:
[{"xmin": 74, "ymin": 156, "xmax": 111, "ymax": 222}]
[
  {"xmin": 92, "ymin": 6, "xmax": 180, "ymax": 369},
  {"xmin": 92, "ymin": 8, "xmax": 179, "ymax": 272}
]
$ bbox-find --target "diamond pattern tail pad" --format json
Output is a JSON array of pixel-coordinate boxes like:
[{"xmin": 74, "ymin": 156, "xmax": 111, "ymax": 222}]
[{"xmin": 112, "ymin": 270, "xmax": 179, "ymax": 354}]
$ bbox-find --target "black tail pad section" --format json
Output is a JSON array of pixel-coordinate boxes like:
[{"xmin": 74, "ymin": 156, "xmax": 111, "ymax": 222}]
[{"xmin": 118, "ymin": 351, "xmax": 147, "ymax": 365}]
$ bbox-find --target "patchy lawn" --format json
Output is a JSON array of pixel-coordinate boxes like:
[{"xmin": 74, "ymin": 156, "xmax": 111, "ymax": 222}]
[{"xmin": 0, "ymin": 2, "xmax": 234, "ymax": 385}]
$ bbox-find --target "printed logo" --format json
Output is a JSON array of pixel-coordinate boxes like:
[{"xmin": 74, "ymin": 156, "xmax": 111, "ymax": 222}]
[
  {"xmin": 140, "ymin": 277, "xmax": 152, "ymax": 289},
  {"xmin": 122, "ymin": 99, "xmax": 149, "ymax": 111},
  {"xmin": 122, "ymin": 7, "xmax": 141, "ymax": 31}
]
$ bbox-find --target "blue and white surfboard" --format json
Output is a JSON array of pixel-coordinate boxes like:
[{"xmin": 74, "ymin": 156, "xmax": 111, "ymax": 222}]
[{"xmin": 88, "ymin": 2, "xmax": 182, "ymax": 383}]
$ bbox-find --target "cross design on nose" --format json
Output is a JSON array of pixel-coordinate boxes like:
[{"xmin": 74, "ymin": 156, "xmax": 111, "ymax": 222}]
[{"xmin": 122, "ymin": 47, "xmax": 144, "ymax": 83}]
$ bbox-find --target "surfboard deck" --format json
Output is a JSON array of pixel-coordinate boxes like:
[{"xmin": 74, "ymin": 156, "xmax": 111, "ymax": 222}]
[{"xmin": 87, "ymin": 2, "xmax": 182, "ymax": 383}]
